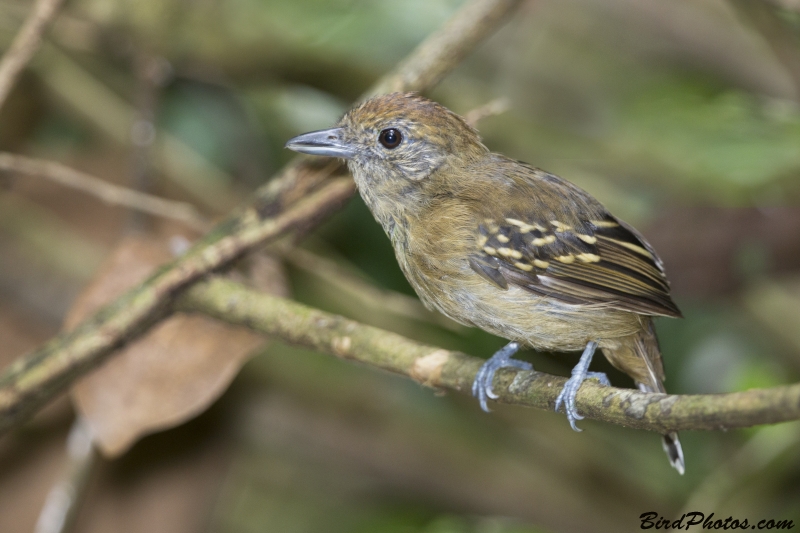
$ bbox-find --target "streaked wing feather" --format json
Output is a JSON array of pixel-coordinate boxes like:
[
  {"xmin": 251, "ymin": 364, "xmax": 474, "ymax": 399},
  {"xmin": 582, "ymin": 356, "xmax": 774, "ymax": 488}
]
[{"xmin": 470, "ymin": 213, "xmax": 681, "ymax": 317}]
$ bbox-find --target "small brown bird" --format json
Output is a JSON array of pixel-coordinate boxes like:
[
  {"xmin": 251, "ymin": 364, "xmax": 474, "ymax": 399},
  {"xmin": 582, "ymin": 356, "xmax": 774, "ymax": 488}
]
[{"xmin": 286, "ymin": 92, "xmax": 684, "ymax": 474}]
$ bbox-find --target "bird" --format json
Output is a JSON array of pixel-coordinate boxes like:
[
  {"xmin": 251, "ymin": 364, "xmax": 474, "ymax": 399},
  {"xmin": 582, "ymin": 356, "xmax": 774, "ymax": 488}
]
[{"xmin": 285, "ymin": 92, "xmax": 684, "ymax": 474}]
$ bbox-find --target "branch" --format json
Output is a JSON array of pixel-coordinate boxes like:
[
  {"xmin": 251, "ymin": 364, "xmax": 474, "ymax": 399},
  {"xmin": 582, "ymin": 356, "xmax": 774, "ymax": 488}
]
[
  {"xmin": 730, "ymin": 0, "xmax": 800, "ymax": 102},
  {"xmin": 34, "ymin": 417, "xmax": 97, "ymax": 533},
  {"xmin": 34, "ymin": 44, "xmax": 242, "ymax": 212},
  {"xmin": 463, "ymin": 97, "xmax": 510, "ymax": 127},
  {"xmin": 367, "ymin": 0, "xmax": 522, "ymax": 96},
  {"xmin": 0, "ymin": 0, "xmax": 524, "ymax": 435},
  {"xmin": 282, "ymin": 246, "xmax": 464, "ymax": 332},
  {"xmin": 0, "ymin": 0, "xmax": 65, "ymax": 111},
  {"xmin": 0, "ymin": 152, "xmax": 210, "ymax": 230},
  {"xmin": 178, "ymin": 278, "xmax": 800, "ymax": 434}
]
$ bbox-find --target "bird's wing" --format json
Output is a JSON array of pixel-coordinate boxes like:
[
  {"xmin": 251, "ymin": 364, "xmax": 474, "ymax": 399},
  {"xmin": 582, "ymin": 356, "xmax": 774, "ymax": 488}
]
[{"xmin": 467, "ymin": 172, "xmax": 681, "ymax": 318}]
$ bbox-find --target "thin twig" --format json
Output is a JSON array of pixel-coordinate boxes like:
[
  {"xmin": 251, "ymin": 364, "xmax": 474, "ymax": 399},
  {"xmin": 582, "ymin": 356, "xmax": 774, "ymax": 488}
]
[
  {"xmin": 463, "ymin": 97, "xmax": 510, "ymax": 127},
  {"xmin": 179, "ymin": 277, "xmax": 800, "ymax": 434},
  {"xmin": 34, "ymin": 417, "xmax": 97, "ymax": 533},
  {"xmin": 0, "ymin": 0, "xmax": 524, "ymax": 435},
  {"xmin": 283, "ymin": 246, "xmax": 464, "ymax": 332},
  {"xmin": 730, "ymin": 0, "xmax": 800, "ymax": 102},
  {"xmin": 33, "ymin": 44, "xmax": 241, "ymax": 212},
  {"xmin": 367, "ymin": 0, "xmax": 522, "ymax": 97},
  {"xmin": 128, "ymin": 53, "xmax": 172, "ymax": 231},
  {"xmin": 0, "ymin": 0, "xmax": 65, "ymax": 111},
  {"xmin": 0, "ymin": 152, "xmax": 211, "ymax": 230}
]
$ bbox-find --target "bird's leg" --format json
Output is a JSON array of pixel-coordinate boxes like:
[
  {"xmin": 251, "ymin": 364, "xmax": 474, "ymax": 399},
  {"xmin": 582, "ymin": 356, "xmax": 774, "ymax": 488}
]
[
  {"xmin": 472, "ymin": 341, "xmax": 532, "ymax": 412},
  {"xmin": 554, "ymin": 341, "xmax": 610, "ymax": 431}
]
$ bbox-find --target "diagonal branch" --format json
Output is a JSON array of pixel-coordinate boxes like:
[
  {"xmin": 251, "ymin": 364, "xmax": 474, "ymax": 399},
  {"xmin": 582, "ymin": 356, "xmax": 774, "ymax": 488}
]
[
  {"xmin": 0, "ymin": 0, "xmax": 524, "ymax": 435},
  {"xmin": 730, "ymin": 0, "xmax": 800, "ymax": 102},
  {"xmin": 0, "ymin": 152, "xmax": 210, "ymax": 230},
  {"xmin": 0, "ymin": 0, "xmax": 65, "ymax": 111},
  {"xmin": 179, "ymin": 277, "xmax": 800, "ymax": 434}
]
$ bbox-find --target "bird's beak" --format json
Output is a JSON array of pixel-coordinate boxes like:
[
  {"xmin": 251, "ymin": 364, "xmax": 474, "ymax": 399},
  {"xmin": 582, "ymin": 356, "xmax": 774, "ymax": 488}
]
[{"xmin": 284, "ymin": 128, "xmax": 355, "ymax": 159}]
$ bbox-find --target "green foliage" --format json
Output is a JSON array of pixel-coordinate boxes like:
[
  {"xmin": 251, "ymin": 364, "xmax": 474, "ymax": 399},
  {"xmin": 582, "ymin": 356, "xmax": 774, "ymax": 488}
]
[{"xmin": 613, "ymin": 80, "xmax": 800, "ymax": 200}]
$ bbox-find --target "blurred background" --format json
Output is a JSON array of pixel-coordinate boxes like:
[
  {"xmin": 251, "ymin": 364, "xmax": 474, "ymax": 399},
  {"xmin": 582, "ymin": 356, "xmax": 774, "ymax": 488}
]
[{"xmin": 1, "ymin": 0, "xmax": 800, "ymax": 531}]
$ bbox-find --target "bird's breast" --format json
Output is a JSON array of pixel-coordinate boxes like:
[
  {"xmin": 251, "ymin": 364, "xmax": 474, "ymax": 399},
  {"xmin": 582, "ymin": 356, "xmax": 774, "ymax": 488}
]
[{"xmin": 392, "ymin": 204, "xmax": 644, "ymax": 350}]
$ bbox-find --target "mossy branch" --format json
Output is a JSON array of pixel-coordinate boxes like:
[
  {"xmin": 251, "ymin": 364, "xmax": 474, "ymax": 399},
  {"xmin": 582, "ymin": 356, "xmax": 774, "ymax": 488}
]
[
  {"xmin": 0, "ymin": 0, "xmax": 65, "ymax": 111},
  {"xmin": 180, "ymin": 278, "xmax": 800, "ymax": 434},
  {"xmin": 0, "ymin": 0, "xmax": 524, "ymax": 435}
]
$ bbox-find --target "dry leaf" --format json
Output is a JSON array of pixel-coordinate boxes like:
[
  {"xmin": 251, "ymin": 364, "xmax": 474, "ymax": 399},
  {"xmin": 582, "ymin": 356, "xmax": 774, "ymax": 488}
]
[{"xmin": 68, "ymin": 234, "xmax": 286, "ymax": 457}]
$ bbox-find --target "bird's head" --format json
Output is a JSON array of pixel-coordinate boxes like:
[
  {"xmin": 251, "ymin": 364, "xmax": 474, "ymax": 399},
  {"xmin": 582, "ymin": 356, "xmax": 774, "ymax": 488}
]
[{"xmin": 285, "ymin": 92, "xmax": 488, "ymax": 187}]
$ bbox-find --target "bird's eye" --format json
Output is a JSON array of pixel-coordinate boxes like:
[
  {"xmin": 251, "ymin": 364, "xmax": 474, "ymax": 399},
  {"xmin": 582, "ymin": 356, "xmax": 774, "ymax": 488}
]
[{"xmin": 378, "ymin": 128, "xmax": 402, "ymax": 149}]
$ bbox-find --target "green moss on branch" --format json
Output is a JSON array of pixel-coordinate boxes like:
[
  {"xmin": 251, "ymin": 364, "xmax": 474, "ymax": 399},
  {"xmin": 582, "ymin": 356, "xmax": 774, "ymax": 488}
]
[{"xmin": 180, "ymin": 278, "xmax": 800, "ymax": 434}]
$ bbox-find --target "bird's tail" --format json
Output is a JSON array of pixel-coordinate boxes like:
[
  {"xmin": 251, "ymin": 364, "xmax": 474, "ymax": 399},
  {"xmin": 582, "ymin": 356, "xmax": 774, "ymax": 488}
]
[
  {"xmin": 602, "ymin": 319, "xmax": 685, "ymax": 475},
  {"xmin": 637, "ymin": 381, "xmax": 684, "ymax": 475}
]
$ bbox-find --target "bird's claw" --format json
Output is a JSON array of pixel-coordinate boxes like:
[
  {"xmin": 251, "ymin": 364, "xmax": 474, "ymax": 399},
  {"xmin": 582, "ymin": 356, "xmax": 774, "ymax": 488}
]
[
  {"xmin": 553, "ymin": 341, "xmax": 607, "ymax": 431},
  {"xmin": 554, "ymin": 376, "xmax": 585, "ymax": 432},
  {"xmin": 471, "ymin": 342, "xmax": 531, "ymax": 412},
  {"xmin": 555, "ymin": 370, "xmax": 609, "ymax": 432}
]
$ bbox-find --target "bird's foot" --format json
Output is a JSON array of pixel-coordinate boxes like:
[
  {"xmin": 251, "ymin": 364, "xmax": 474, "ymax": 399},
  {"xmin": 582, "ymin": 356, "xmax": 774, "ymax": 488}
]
[
  {"xmin": 554, "ymin": 341, "xmax": 608, "ymax": 431},
  {"xmin": 472, "ymin": 341, "xmax": 532, "ymax": 412}
]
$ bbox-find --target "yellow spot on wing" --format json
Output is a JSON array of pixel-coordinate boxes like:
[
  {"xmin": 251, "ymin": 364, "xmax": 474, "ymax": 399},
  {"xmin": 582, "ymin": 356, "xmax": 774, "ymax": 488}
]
[
  {"xmin": 556, "ymin": 254, "xmax": 575, "ymax": 264},
  {"xmin": 533, "ymin": 259, "xmax": 550, "ymax": 269},
  {"xmin": 505, "ymin": 217, "xmax": 526, "ymax": 227},
  {"xmin": 531, "ymin": 235, "xmax": 556, "ymax": 246},
  {"xmin": 601, "ymin": 237, "xmax": 653, "ymax": 258},
  {"xmin": 497, "ymin": 234, "xmax": 509, "ymax": 243},
  {"xmin": 504, "ymin": 218, "xmax": 543, "ymax": 233},
  {"xmin": 514, "ymin": 261, "xmax": 533, "ymax": 271},
  {"xmin": 576, "ymin": 253, "xmax": 601, "ymax": 263},
  {"xmin": 592, "ymin": 220, "xmax": 619, "ymax": 228},
  {"xmin": 577, "ymin": 234, "xmax": 597, "ymax": 244},
  {"xmin": 550, "ymin": 221, "xmax": 572, "ymax": 232},
  {"xmin": 484, "ymin": 246, "xmax": 497, "ymax": 256},
  {"xmin": 498, "ymin": 247, "xmax": 522, "ymax": 259},
  {"xmin": 477, "ymin": 235, "xmax": 488, "ymax": 247}
]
